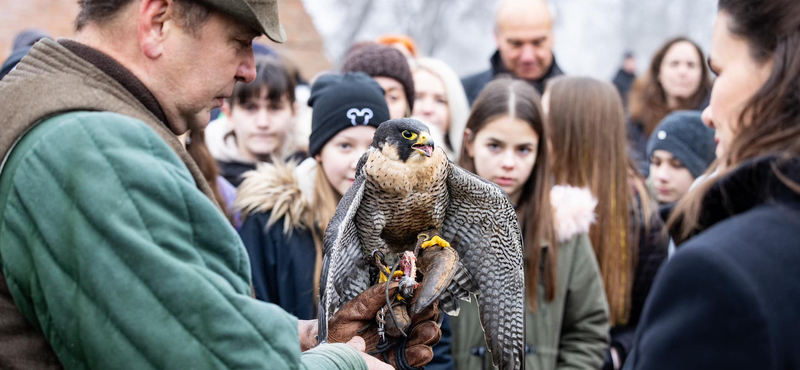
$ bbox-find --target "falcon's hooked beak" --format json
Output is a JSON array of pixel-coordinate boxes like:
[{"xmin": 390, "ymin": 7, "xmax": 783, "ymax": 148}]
[{"xmin": 411, "ymin": 132, "xmax": 434, "ymax": 157}]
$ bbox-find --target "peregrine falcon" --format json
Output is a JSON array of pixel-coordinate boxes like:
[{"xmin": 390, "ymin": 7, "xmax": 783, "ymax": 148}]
[{"xmin": 318, "ymin": 118, "xmax": 524, "ymax": 370}]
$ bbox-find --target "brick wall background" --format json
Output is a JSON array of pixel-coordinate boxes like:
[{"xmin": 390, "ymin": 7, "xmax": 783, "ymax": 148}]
[
  {"xmin": 0, "ymin": 0, "xmax": 330, "ymax": 80},
  {"xmin": 0, "ymin": 0, "xmax": 80, "ymax": 60}
]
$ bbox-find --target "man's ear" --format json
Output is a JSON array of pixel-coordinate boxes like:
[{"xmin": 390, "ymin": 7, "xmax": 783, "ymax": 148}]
[{"xmin": 139, "ymin": 0, "xmax": 174, "ymax": 59}]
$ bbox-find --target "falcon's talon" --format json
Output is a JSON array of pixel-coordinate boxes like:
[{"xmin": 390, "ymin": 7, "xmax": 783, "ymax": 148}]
[
  {"xmin": 421, "ymin": 235, "xmax": 451, "ymax": 249},
  {"xmin": 378, "ymin": 268, "xmax": 404, "ymax": 283},
  {"xmin": 371, "ymin": 249, "xmax": 386, "ymax": 264}
]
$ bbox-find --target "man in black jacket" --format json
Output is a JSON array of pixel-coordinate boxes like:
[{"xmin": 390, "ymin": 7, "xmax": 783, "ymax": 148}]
[{"xmin": 461, "ymin": 0, "xmax": 563, "ymax": 105}]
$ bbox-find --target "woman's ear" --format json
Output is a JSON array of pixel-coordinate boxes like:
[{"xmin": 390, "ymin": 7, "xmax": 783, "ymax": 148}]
[
  {"xmin": 464, "ymin": 128, "xmax": 474, "ymax": 157},
  {"xmin": 314, "ymin": 154, "xmax": 322, "ymax": 163},
  {"xmin": 292, "ymin": 101, "xmax": 300, "ymax": 116}
]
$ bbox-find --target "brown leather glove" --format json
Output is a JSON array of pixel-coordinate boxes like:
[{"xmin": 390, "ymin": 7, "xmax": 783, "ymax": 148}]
[{"xmin": 327, "ymin": 282, "xmax": 442, "ymax": 369}]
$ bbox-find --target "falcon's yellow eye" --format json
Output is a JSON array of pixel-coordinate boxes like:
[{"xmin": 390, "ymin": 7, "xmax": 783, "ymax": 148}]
[{"xmin": 402, "ymin": 130, "xmax": 418, "ymax": 141}]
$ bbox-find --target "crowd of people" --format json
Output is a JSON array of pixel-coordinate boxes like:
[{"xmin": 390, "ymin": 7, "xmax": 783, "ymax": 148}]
[{"xmin": 0, "ymin": 0, "xmax": 798, "ymax": 369}]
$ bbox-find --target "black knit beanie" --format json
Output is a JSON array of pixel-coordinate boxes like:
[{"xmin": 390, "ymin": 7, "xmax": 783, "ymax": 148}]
[
  {"xmin": 307, "ymin": 72, "xmax": 390, "ymax": 157},
  {"xmin": 341, "ymin": 44, "xmax": 415, "ymax": 111},
  {"xmin": 646, "ymin": 110, "xmax": 716, "ymax": 178}
]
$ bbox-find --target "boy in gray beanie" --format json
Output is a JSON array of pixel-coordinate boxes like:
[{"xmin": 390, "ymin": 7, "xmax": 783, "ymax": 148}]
[
  {"xmin": 342, "ymin": 43, "xmax": 415, "ymax": 120},
  {"xmin": 647, "ymin": 110, "xmax": 716, "ymax": 205}
]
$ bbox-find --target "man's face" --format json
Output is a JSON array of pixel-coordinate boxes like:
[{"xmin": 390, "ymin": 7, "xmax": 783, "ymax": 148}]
[
  {"xmin": 495, "ymin": 19, "xmax": 554, "ymax": 81},
  {"xmin": 157, "ymin": 11, "xmax": 258, "ymax": 133}
]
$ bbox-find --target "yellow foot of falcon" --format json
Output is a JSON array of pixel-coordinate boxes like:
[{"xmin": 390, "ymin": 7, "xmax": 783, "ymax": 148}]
[{"xmin": 421, "ymin": 235, "xmax": 451, "ymax": 249}]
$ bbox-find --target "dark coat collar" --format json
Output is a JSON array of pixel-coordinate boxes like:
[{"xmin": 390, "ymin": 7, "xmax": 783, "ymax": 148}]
[
  {"xmin": 695, "ymin": 155, "xmax": 800, "ymax": 234},
  {"xmin": 489, "ymin": 49, "xmax": 563, "ymax": 91}
]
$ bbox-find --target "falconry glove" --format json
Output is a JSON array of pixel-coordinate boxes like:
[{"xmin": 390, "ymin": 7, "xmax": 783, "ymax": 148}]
[{"xmin": 327, "ymin": 282, "xmax": 442, "ymax": 369}]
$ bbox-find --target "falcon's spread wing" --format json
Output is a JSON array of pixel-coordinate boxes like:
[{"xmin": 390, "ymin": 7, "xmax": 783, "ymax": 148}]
[
  {"xmin": 317, "ymin": 154, "xmax": 371, "ymax": 343},
  {"xmin": 441, "ymin": 162, "xmax": 525, "ymax": 370}
]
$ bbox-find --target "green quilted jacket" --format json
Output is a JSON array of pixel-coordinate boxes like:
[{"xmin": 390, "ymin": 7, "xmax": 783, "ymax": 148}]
[{"xmin": 0, "ymin": 111, "xmax": 366, "ymax": 370}]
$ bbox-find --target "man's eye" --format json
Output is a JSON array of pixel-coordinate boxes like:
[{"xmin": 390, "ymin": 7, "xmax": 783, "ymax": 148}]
[
  {"xmin": 237, "ymin": 40, "xmax": 252, "ymax": 50},
  {"xmin": 488, "ymin": 143, "xmax": 500, "ymax": 151}
]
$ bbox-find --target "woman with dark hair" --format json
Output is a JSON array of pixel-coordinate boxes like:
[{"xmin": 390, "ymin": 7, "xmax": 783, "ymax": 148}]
[
  {"xmin": 627, "ymin": 37, "xmax": 712, "ymax": 175},
  {"xmin": 543, "ymin": 76, "xmax": 668, "ymax": 370},
  {"xmin": 625, "ymin": 0, "xmax": 800, "ymax": 368},
  {"xmin": 449, "ymin": 78, "xmax": 609, "ymax": 370}
]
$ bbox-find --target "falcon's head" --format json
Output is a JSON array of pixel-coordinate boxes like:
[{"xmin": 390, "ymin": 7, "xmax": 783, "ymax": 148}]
[{"xmin": 371, "ymin": 119, "xmax": 435, "ymax": 162}]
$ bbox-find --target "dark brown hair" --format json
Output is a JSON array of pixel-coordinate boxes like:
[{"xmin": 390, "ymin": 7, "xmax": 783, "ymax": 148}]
[
  {"xmin": 458, "ymin": 78, "xmax": 555, "ymax": 309},
  {"xmin": 547, "ymin": 76, "xmax": 656, "ymax": 326},
  {"xmin": 670, "ymin": 0, "xmax": 800, "ymax": 241},
  {"xmin": 75, "ymin": 0, "xmax": 210, "ymax": 36},
  {"xmin": 185, "ymin": 129, "xmax": 232, "ymax": 225},
  {"xmin": 629, "ymin": 37, "xmax": 712, "ymax": 137},
  {"xmin": 230, "ymin": 57, "xmax": 297, "ymax": 108}
]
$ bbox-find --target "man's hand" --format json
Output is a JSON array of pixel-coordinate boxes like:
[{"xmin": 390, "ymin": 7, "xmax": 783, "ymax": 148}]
[
  {"xmin": 346, "ymin": 336, "xmax": 394, "ymax": 370},
  {"xmin": 298, "ymin": 320, "xmax": 318, "ymax": 352},
  {"xmin": 299, "ymin": 320, "xmax": 396, "ymax": 369},
  {"xmin": 326, "ymin": 282, "xmax": 442, "ymax": 369}
]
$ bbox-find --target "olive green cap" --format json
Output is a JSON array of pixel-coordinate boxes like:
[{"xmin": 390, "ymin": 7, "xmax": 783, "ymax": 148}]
[{"xmin": 195, "ymin": 0, "xmax": 286, "ymax": 43}]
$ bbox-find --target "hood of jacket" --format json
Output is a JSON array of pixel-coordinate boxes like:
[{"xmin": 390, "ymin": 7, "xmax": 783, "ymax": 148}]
[
  {"xmin": 205, "ymin": 115, "xmax": 255, "ymax": 165},
  {"xmin": 234, "ymin": 157, "xmax": 318, "ymax": 233},
  {"xmin": 550, "ymin": 185, "xmax": 597, "ymax": 244}
]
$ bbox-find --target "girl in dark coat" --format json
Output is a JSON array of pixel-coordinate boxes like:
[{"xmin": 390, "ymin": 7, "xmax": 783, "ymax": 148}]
[{"xmin": 625, "ymin": 0, "xmax": 800, "ymax": 368}]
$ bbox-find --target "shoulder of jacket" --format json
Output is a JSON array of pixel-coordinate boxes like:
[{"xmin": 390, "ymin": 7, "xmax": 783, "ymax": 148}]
[{"xmin": 551, "ymin": 185, "xmax": 597, "ymax": 243}]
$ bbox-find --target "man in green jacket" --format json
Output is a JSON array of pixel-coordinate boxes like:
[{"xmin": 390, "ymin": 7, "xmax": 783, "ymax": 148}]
[{"xmin": 0, "ymin": 0, "xmax": 405, "ymax": 369}]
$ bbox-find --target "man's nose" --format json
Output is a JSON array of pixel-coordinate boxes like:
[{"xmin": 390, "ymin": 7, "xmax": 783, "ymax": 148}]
[
  {"xmin": 519, "ymin": 44, "xmax": 536, "ymax": 61},
  {"xmin": 236, "ymin": 53, "xmax": 257, "ymax": 83}
]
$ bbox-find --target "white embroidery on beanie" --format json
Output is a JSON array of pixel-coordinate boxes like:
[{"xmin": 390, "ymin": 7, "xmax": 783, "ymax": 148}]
[
  {"xmin": 346, "ymin": 108, "xmax": 374, "ymax": 126},
  {"xmin": 658, "ymin": 130, "xmax": 667, "ymax": 140}
]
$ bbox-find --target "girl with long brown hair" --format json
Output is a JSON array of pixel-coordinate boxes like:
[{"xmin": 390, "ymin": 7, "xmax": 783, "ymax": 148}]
[
  {"xmin": 449, "ymin": 78, "xmax": 609, "ymax": 370},
  {"xmin": 627, "ymin": 0, "xmax": 800, "ymax": 368},
  {"xmin": 627, "ymin": 37, "xmax": 712, "ymax": 175},
  {"xmin": 544, "ymin": 76, "xmax": 669, "ymax": 370}
]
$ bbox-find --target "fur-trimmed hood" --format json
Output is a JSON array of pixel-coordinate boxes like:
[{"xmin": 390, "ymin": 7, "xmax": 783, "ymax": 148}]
[
  {"xmin": 234, "ymin": 158, "xmax": 318, "ymax": 233},
  {"xmin": 550, "ymin": 185, "xmax": 597, "ymax": 243}
]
